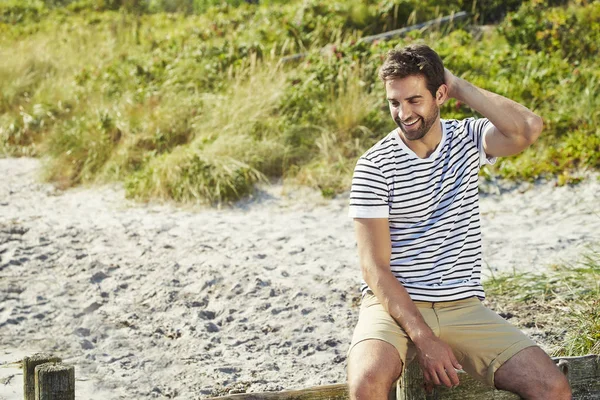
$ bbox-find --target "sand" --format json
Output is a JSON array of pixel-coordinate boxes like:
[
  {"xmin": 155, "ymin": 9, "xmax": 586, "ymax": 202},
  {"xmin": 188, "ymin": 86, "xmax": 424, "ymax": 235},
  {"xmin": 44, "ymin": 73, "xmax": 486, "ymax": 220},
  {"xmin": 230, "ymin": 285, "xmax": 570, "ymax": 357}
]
[{"xmin": 1, "ymin": 157, "xmax": 599, "ymax": 399}]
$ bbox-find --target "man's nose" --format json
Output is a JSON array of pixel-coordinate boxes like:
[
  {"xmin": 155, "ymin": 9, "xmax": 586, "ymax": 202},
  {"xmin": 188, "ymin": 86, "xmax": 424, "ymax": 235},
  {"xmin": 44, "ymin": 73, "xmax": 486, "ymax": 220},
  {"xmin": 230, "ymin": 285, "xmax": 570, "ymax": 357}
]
[{"xmin": 397, "ymin": 105, "xmax": 409, "ymax": 121}]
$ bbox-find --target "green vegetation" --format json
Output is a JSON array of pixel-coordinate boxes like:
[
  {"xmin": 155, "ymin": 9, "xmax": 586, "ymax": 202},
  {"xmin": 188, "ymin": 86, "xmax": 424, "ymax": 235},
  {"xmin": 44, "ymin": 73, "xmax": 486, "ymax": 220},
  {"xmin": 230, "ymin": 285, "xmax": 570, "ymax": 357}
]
[
  {"xmin": 485, "ymin": 248, "xmax": 600, "ymax": 356},
  {"xmin": 1, "ymin": 0, "xmax": 599, "ymax": 203}
]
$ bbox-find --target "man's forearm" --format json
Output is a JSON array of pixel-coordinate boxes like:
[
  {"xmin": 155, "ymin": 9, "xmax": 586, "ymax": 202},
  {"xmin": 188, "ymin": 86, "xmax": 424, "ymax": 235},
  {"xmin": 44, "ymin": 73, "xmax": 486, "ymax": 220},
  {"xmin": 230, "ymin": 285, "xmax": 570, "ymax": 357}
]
[
  {"xmin": 364, "ymin": 265, "xmax": 435, "ymax": 345},
  {"xmin": 354, "ymin": 218, "xmax": 436, "ymax": 345},
  {"xmin": 452, "ymin": 77, "xmax": 542, "ymax": 144}
]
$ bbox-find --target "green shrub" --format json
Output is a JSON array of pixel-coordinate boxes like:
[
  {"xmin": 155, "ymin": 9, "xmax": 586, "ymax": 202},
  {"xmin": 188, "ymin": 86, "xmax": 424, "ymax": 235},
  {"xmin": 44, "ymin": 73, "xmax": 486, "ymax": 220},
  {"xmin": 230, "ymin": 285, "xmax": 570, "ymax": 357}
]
[
  {"xmin": 44, "ymin": 114, "xmax": 115, "ymax": 185},
  {"xmin": 500, "ymin": 1, "xmax": 600, "ymax": 60},
  {"xmin": 125, "ymin": 150, "xmax": 263, "ymax": 204},
  {"xmin": 0, "ymin": 1, "xmax": 47, "ymax": 24}
]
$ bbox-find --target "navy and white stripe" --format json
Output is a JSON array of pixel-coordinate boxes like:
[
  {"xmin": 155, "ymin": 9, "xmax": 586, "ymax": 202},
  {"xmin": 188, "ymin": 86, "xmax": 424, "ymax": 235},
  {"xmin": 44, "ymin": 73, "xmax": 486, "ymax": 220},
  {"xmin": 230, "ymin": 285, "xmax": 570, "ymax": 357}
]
[{"xmin": 349, "ymin": 118, "xmax": 496, "ymax": 302}]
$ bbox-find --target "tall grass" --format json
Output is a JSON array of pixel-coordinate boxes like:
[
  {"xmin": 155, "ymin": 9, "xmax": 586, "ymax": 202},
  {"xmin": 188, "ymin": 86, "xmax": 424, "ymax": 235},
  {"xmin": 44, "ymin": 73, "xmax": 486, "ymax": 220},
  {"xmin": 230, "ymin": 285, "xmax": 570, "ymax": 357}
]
[
  {"xmin": 292, "ymin": 62, "xmax": 387, "ymax": 197},
  {"xmin": 485, "ymin": 249, "xmax": 600, "ymax": 356},
  {"xmin": 125, "ymin": 57, "xmax": 291, "ymax": 203}
]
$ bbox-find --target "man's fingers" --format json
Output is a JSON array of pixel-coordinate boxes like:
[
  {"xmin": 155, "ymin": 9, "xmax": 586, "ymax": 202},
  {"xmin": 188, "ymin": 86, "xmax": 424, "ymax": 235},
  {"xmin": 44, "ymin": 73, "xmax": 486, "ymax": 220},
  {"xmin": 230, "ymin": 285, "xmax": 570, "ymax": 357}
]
[
  {"xmin": 422, "ymin": 381, "xmax": 434, "ymax": 394},
  {"xmin": 425, "ymin": 368, "xmax": 441, "ymax": 386},
  {"xmin": 435, "ymin": 367, "xmax": 453, "ymax": 388},
  {"xmin": 449, "ymin": 352, "xmax": 463, "ymax": 371},
  {"xmin": 422, "ymin": 370, "xmax": 432, "ymax": 385},
  {"xmin": 444, "ymin": 363, "xmax": 460, "ymax": 387}
]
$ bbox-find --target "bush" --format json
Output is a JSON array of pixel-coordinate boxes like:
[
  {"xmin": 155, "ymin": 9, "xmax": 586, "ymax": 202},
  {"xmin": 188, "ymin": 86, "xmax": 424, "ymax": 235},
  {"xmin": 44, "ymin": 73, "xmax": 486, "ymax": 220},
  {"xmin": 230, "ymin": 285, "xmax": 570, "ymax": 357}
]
[
  {"xmin": 500, "ymin": 1, "xmax": 600, "ymax": 60},
  {"xmin": 125, "ymin": 150, "xmax": 263, "ymax": 204},
  {"xmin": 0, "ymin": 1, "xmax": 47, "ymax": 24}
]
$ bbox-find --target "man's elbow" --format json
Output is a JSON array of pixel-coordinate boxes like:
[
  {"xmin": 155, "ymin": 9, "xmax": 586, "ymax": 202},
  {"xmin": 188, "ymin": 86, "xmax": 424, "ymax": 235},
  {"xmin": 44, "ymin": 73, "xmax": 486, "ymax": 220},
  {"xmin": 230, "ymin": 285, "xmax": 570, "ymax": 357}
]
[
  {"xmin": 360, "ymin": 262, "xmax": 386, "ymax": 287},
  {"xmin": 360, "ymin": 262, "xmax": 375, "ymax": 283},
  {"xmin": 525, "ymin": 114, "xmax": 543, "ymax": 145}
]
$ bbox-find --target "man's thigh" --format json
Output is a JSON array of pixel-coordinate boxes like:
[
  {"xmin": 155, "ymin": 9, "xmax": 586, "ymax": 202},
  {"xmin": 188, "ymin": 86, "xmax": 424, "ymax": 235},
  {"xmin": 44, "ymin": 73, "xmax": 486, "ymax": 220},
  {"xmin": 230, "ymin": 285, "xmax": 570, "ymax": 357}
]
[
  {"xmin": 347, "ymin": 294, "xmax": 410, "ymax": 398},
  {"xmin": 347, "ymin": 293, "xmax": 432, "ymax": 367},
  {"xmin": 437, "ymin": 298, "xmax": 537, "ymax": 387},
  {"xmin": 494, "ymin": 346, "xmax": 570, "ymax": 398}
]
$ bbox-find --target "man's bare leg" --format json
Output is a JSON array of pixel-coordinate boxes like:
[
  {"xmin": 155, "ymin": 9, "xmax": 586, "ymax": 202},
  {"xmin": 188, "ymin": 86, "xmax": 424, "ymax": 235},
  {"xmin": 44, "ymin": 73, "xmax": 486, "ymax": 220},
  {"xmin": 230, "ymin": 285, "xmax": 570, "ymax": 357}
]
[
  {"xmin": 494, "ymin": 346, "xmax": 571, "ymax": 400},
  {"xmin": 347, "ymin": 339, "xmax": 402, "ymax": 400}
]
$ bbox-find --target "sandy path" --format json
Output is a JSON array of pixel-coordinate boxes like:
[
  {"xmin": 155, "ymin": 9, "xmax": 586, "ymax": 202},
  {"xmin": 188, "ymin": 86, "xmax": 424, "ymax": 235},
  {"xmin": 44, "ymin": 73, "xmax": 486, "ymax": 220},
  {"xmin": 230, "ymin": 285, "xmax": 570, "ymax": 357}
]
[{"xmin": 1, "ymin": 157, "xmax": 599, "ymax": 399}]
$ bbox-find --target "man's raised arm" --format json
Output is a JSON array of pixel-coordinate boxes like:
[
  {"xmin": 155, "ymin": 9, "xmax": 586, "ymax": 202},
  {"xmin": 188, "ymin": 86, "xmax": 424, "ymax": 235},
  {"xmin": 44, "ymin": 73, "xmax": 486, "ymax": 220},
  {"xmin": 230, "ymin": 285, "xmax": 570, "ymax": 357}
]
[
  {"xmin": 354, "ymin": 218, "xmax": 462, "ymax": 389},
  {"xmin": 444, "ymin": 69, "xmax": 543, "ymax": 158}
]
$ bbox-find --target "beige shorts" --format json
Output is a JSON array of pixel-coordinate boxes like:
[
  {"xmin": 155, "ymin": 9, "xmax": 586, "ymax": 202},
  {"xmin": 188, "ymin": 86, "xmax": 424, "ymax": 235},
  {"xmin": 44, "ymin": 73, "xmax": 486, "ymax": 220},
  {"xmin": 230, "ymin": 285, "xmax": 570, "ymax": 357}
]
[{"xmin": 348, "ymin": 292, "xmax": 537, "ymax": 387}]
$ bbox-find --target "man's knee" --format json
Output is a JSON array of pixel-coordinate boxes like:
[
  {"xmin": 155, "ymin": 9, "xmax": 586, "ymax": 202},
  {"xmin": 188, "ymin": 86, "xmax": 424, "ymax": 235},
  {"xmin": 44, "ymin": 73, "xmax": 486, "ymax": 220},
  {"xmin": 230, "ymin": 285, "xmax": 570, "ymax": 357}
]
[
  {"xmin": 348, "ymin": 368, "xmax": 399, "ymax": 400},
  {"xmin": 540, "ymin": 373, "xmax": 571, "ymax": 400},
  {"xmin": 348, "ymin": 371, "xmax": 384, "ymax": 400},
  {"xmin": 347, "ymin": 340, "xmax": 402, "ymax": 400},
  {"xmin": 523, "ymin": 368, "xmax": 571, "ymax": 400}
]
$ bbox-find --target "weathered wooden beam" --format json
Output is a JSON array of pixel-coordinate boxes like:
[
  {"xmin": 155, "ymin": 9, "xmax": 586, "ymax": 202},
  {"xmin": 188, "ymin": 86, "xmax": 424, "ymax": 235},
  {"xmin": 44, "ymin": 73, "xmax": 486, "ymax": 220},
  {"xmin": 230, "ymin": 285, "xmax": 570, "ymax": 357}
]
[
  {"xmin": 35, "ymin": 363, "xmax": 75, "ymax": 400},
  {"xmin": 558, "ymin": 355, "xmax": 600, "ymax": 400},
  {"xmin": 208, "ymin": 384, "xmax": 349, "ymax": 400},
  {"xmin": 280, "ymin": 12, "xmax": 469, "ymax": 63},
  {"xmin": 207, "ymin": 383, "xmax": 398, "ymax": 400},
  {"xmin": 206, "ymin": 355, "xmax": 600, "ymax": 400},
  {"xmin": 358, "ymin": 11, "xmax": 468, "ymax": 44},
  {"xmin": 23, "ymin": 353, "xmax": 62, "ymax": 400}
]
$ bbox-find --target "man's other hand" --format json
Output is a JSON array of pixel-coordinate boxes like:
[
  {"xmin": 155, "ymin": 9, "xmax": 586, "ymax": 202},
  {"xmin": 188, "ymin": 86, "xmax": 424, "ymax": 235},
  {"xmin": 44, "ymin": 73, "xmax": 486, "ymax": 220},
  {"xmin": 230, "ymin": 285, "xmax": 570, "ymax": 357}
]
[
  {"xmin": 443, "ymin": 68, "xmax": 459, "ymax": 101},
  {"xmin": 414, "ymin": 335, "xmax": 462, "ymax": 389}
]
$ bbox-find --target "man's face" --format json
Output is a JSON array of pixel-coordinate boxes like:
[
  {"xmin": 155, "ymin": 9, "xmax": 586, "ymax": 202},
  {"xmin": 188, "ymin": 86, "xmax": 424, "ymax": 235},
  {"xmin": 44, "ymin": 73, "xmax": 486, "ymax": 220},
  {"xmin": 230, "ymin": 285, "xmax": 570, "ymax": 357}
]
[{"xmin": 385, "ymin": 75, "xmax": 442, "ymax": 141}]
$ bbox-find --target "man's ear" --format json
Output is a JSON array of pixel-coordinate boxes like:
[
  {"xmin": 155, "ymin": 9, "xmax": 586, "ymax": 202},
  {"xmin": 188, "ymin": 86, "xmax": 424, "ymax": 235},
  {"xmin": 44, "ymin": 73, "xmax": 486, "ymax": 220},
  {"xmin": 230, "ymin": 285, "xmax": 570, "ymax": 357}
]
[{"xmin": 436, "ymin": 84, "xmax": 449, "ymax": 105}]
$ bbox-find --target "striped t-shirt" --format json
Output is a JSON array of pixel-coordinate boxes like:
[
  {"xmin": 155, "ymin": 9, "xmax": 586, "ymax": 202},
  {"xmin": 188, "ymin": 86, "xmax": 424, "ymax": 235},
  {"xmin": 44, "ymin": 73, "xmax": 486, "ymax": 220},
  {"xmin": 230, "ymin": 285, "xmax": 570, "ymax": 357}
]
[{"xmin": 349, "ymin": 118, "xmax": 496, "ymax": 302}]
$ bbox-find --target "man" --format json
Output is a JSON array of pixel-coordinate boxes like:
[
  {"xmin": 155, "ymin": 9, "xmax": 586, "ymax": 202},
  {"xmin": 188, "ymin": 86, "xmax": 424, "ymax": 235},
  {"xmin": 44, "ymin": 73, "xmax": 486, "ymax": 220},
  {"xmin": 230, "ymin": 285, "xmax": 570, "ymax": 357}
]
[{"xmin": 346, "ymin": 44, "xmax": 571, "ymax": 399}]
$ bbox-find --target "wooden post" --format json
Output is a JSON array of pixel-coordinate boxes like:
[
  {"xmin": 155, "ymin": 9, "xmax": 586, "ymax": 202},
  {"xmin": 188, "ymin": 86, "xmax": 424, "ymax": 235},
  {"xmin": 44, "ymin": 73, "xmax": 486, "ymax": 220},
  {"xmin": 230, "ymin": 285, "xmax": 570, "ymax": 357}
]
[
  {"xmin": 556, "ymin": 355, "xmax": 600, "ymax": 399},
  {"xmin": 35, "ymin": 363, "xmax": 75, "ymax": 400},
  {"xmin": 23, "ymin": 353, "xmax": 62, "ymax": 400},
  {"xmin": 396, "ymin": 355, "xmax": 600, "ymax": 399},
  {"xmin": 396, "ymin": 361, "xmax": 520, "ymax": 399}
]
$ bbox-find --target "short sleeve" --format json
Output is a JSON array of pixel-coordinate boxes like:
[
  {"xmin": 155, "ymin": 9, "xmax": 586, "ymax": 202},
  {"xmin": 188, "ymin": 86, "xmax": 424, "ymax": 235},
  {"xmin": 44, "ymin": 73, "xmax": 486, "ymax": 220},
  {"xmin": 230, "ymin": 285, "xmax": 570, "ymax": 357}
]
[
  {"xmin": 348, "ymin": 157, "xmax": 389, "ymax": 218},
  {"xmin": 464, "ymin": 117, "xmax": 497, "ymax": 167}
]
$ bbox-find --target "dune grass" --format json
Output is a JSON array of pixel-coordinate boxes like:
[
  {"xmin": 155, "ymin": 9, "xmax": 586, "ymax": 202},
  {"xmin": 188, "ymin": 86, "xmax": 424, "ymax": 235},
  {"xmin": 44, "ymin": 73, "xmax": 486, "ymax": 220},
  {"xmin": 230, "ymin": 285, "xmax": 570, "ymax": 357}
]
[
  {"xmin": 485, "ymin": 248, "xmax": 600, "ymax": 356},
  {"xmin": 124, "ymin": 57, "xmax": 291, "ymax": 203}
]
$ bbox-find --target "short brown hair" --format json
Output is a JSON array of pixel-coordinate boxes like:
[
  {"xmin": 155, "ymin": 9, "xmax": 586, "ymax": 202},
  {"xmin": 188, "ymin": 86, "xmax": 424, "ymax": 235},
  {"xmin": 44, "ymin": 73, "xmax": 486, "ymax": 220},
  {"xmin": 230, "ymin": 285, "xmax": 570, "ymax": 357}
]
[{"xmin": 379, "ymin": 44, "xmax": 445, "ymax": 98}]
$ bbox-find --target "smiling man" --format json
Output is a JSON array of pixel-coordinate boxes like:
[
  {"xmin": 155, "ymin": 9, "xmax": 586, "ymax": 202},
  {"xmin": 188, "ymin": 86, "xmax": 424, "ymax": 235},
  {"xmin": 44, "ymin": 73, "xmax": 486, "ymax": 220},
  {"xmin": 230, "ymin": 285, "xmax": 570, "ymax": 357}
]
[{"xmin": 346, "ymin": 44, "xmax": 571, "ymax": 399}]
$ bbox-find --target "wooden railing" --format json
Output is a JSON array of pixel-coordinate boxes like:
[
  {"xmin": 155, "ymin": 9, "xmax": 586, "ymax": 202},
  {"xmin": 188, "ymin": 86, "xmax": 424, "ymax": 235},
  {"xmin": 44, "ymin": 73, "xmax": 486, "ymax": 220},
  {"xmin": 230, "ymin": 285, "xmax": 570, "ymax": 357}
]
[
  {"xmin": 208, "ymin": 355, "xmax": 600, "ymax": 400},
  {"xmin": 280, "ymin": 11, "xmax": 469, "ymax": 64}
]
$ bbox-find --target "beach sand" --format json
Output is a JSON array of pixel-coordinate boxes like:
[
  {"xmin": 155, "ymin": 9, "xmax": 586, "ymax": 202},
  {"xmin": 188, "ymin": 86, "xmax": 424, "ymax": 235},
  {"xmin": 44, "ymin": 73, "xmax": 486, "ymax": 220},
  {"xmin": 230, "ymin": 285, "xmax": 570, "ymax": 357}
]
[{"xmin": 1, "ymin": 157, "xmax": 599, "ymax": 399}]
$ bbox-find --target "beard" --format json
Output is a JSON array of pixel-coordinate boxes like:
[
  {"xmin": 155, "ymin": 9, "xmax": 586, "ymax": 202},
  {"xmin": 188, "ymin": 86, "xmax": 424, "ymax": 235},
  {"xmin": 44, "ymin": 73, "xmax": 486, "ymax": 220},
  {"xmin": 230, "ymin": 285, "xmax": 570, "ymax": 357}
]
[{"xmin": 394, "ymin": 106, "xmax": 440, "ymax": 141}]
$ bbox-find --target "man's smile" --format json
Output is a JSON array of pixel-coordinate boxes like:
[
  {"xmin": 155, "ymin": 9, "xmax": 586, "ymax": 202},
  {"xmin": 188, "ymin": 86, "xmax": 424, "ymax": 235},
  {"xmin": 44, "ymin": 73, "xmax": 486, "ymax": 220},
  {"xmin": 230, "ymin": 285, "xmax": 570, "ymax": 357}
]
[{"xmin": 402, "ymin": 118, "xmax": 420, "ymax": 127}]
